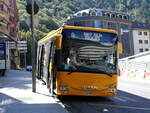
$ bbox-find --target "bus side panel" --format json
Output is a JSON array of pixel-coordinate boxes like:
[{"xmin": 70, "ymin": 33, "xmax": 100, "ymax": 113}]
[{"xmin": 56, "ymin": 72, "xmax": 117, "ymax": 96}]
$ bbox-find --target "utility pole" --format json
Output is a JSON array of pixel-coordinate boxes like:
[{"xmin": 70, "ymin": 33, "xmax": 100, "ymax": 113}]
[
  {"xmin": 26, "ymin": 0, "xmax": 39, "ymax": 92},
  {"xmin": 31, "ymin": 0, "xmax": 36, "ymax": 92}
]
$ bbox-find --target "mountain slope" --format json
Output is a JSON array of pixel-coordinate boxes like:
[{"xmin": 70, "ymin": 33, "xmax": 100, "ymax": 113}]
[{"xmin": 16, "ymin": 0, "xmax": 150, "ymax": 65}]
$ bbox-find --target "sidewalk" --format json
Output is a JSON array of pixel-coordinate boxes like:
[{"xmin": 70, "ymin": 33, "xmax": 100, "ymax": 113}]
[
  {"xmin": 119, "ymin": 76, "xmax": 150, "ymax": 85},
  {"xmin": 0, "ymin": 70, "xmax": 69, "ymax": 113}
]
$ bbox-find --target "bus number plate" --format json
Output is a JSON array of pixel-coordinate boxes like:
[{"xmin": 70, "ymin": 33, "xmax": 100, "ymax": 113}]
[{"xmin": 84, "ymin": 92, "xmax": 92, "ymax": 96}]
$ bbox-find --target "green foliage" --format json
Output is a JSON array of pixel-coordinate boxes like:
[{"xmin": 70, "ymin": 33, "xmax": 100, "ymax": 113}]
[
  {"xmin": 0, "ymin": 13, "xmax": 5, "ymax": 18},
  {"xmin": 19, "ymin": 31, "xmax": 32, "ymax": 65},
  {"xmin": 17, "ymin": 0, "xmax": 150, "ymax": 38},
  {"xmin": 17, "ymin": 0, "xmax": 150, "ymax": 30},
  {"xmin": 0, "ymin": 22, "xmax": 6, "ymax": 27},
  {"xmin": 0, "ymin": 13, "xmax": 6, "ymax": 27},
  {"xmin": 19, "ymin": 20, "xmax": 29, "ymax": 31}
]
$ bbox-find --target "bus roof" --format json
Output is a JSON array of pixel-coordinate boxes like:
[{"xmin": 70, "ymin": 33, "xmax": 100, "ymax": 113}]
[
  {"xmin": 63, "ymin": 26, "xmax": 118, "ymax": 34},
  {"xmin": 38, "ymin": 25, "xmax": 118, "ymax": 44}
]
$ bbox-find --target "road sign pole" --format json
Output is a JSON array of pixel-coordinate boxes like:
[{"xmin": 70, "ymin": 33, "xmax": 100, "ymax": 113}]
[
  {"xmin": 24, "ymin": 52, "xmax": 26, "ymax": 71},
  {"xmin": 31, "ymin": 0, "xmax": 36, "ymax": 92},
  {"xmin": 26, "ymin": 0, "xmax": 39, "ymax": 93}
]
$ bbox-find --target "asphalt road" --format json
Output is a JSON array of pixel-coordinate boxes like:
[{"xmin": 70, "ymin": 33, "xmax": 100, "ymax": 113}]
[
  {"xmin": 1, "ymin": 70, "xmax": 150, "ymax": 113},
  {"xmin": 59, "ymin": 77, "xmax": 150, "ymax": 113}
]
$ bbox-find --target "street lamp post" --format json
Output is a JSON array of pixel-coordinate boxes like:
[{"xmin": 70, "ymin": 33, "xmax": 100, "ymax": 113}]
[
  {"xmin": 26, "ymin": 0, "xmax": 39, "ymax": 92},
  {"xmin": 31, "ymin": 0, "xmax": 36, "ymax": 93}
]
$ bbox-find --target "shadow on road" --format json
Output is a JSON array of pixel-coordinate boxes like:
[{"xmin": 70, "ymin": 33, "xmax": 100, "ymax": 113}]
[
  {"xmin": 58, "ymin": 90, "xmax": 150, "ymax": 113},
  {"xmin": 0, "ymin": 70, "xmax": 69, "ymax": 113},
  {"xmin": 0, "ymin": 93, "xmax": 67, "ymax": 113},
  {"xmin": 0, "ymin": 70, "xmax": 32, "ymax": 89}
]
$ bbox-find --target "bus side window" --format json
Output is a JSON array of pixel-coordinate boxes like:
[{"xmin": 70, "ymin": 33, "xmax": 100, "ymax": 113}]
[
  {"xmin": 37, "ymin": 45, "xmax": 41, "ymax": 77},
  {"xmin": 43, "ymin": 42, "xmax": 51, "ymax": 79},
  {"xmin": 39, "ymin": 45, "xmax": 45, "ymax": 78},
  {"xmin": 49, "ymin": 42, "xmax": 55, "ymax": 64},
  {"xmin": 48, "ymin": 41, "xmax": 56, "ymax": 77}
]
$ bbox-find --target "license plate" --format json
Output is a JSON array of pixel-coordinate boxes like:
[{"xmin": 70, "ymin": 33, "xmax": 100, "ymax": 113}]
[{"xmin": 84, "ymin": 92, "xmax": 92, "ymax": 96}]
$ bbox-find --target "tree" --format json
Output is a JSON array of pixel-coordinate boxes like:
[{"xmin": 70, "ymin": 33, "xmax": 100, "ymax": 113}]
[{"xmin": 0, "ymin": 13, "xmax": 6, "ymax": 27}]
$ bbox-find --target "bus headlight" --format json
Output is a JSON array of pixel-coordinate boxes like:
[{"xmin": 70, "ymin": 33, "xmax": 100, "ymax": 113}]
[
  {"xmin": 59, "ymin": 85, "xmax": 69, "ymax": 91},
  {"xmin": 108, "ymin": 88, "xmax": 117, "ymax": 93}
]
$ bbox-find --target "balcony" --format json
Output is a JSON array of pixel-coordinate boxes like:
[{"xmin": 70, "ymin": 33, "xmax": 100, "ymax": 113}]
[
  {"xmin": 0, "ymin": 25, "xmax": 9, "ymax": 37},
  {"xmin": 0, "ymin": 1, "xmax": 18, "ymax": 41},
  {"xmin": 0, "ymin": 10, "xmax": 9, "ymax": 22}
]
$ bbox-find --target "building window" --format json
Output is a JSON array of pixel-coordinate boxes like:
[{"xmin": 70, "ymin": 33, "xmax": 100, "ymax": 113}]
[
  {"xmin": 74, "ymin": 21, "xmax": 85, "ymax": 27},
  {"xmin": 138, "ymin": 31, "xmax": 142, "ymax": 35},
  {"xmin": 139, "ymin": 40, "xmax": 143, "ymax": 44},
  {"xmin": 108, "ymin": 22, "xmax": 117, "ymax": 30},
  {"xmin": 9, "ymin": 0, "xmax": 14, "ymax": 8},
  {"xmin": 144, "ymin": 32, "xmax": 147, "ymax": 36},
  {"xmin": 0, "ymin": 4, "xmax": 3, "ymax": 10},
  {"xmin": 94, "ymin": 20, "xmax": 102, "ymax": 28},
  {"xmin": 145, "ymin": 48, "xmax": 149, "ymax": 51},
  {"xmin": 121, "ymin": 24, "xmax": 129, "ymax": 29},
  {"xmin": 144, "ymin": 40, "xmax": 148, "ymax": 44},
  {"xmin": 0, "ymin": 19, "xmax": 3, "ymax": 22},
  {"xmin": 139, "ymin": 48, "xmax": 143, "ymax": 52}
]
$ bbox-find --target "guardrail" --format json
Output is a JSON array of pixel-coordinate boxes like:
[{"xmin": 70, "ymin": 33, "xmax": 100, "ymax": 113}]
[{"xmin": 119, "ymin": 51, "xmax": 150, "ymax": 80}]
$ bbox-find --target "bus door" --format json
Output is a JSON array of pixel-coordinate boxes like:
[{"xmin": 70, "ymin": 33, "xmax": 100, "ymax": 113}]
[
  {"xmin": 36, "ymin": 45, "xmax": 42, "ymax": 79},
  {"xmin": 0, "ymin": 43, "xmax": 6, "ymax": 76},
  {"xmin": 48, "ymin": 41, "xmax": 56, "ymax": 96},
  {"xmin": 38, "ymin": 45, "xmax": 45, "ymax": 80},
  {"xmin": 42, "ymin": 42, "xmax": 51, "ymax": 85}
]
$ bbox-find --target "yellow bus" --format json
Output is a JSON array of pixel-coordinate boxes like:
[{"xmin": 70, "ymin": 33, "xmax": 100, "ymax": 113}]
[{"xmin": 36, "ymin": 25, "xmax": 121, "ymax": 97}]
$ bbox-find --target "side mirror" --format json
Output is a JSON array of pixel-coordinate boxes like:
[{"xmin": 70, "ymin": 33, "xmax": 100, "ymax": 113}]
[
  {"xmin": 118, "ymin": 42, "xmax": 122, "ymax": 54},
  {"xmin": 55, "ymin": 34, "xmax": 62, "ymax": 49}
]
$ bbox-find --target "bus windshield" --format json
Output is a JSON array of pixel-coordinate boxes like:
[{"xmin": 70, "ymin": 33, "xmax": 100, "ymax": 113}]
[{"xmin": 59, "ymin": 29, "xmax": 118, "ymax": 74}]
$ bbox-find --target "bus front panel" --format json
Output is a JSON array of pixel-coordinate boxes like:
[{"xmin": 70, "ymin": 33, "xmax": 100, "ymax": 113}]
[{"xmin": 56, "ymin": 72, "xmax": 117, "ymax": 96}]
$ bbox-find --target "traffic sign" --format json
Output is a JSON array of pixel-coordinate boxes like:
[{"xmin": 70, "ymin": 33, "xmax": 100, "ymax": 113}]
[
  {"xmin": 26, "ymin": 16, "xmax": 39, "ymax": 28},
  {"xmin": 26, "ymin": 0, "xmax": 39, "ymax": 15},
  {"xmin": 17, "ymin": 41, "xmax": 27, "ymax": 51}
]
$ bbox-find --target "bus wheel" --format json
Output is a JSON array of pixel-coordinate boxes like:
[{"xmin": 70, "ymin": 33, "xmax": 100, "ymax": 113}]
[{"xmin": 0, "ymin": 70, "xmax": 5, "ymax": 76}]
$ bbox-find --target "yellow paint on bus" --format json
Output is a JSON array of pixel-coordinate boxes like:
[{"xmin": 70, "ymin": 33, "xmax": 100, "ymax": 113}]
[
  {"xmin": 37, "ymin": 25, "xmax": 120, "ymax": 97},
  {"xmin": 56, "ymin": 72, "xmax": 117, "ymax": 96}
]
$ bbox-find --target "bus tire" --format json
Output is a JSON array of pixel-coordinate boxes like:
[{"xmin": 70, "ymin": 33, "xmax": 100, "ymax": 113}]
[{"xmin": 0, "ymin": 70, "xmax": 5, "ymax": 76}]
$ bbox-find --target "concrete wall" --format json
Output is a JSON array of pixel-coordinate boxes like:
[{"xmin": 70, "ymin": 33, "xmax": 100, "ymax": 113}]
[{"xmin": 119, "ymin": 52, "xmax": 150, "ymax": 80}]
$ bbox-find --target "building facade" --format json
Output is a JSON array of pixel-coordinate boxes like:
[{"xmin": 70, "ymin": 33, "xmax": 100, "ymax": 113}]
[
  {"xmin": 132, "ymin": 22, "xmax": 150, "ymax": 55},
  {"xmin": 64, "ymin": 8, "xmax": 133, "ymax": 58},
  {"xmin": 0, "ymin": 0, "xmax": 19, "ymax": 70},
  {"xmin": 0, "ymin": 0, "xmax": 18, "ymax": 39}
]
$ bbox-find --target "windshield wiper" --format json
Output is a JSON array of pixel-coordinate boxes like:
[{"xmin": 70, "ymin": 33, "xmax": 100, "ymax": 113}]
[
  {"xmin": 96, "ymin": 69, "xmax": 113, "ymax": 77},
  {"xmin": 104, "ymin": 72, "xmax": 112, "ymax": 77},
  {"xmin": 77, "ymin": 65, "xmax": 113, "ymax": 77},
  {"xmin": 67, "ymin": 65, "xmax": 113, "ymax": 77},
  {"xmin": 68, "ymin": 66, "xmax": 77, "ymax": 75}
]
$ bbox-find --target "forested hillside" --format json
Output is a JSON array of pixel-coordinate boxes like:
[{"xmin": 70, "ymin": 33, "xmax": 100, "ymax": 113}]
[
  {"xmin": 17, "ymin": 0, "xmax": 150, "ymax": 65},
  {"xmin": 17, "ymin": 0, "xmax": 150, "ymax": 39}
]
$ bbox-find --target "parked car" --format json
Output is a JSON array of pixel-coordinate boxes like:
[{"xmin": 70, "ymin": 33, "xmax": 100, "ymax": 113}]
[{"xmin": 26, "ymin": 65, "xmax": 32, "ymax": 71}]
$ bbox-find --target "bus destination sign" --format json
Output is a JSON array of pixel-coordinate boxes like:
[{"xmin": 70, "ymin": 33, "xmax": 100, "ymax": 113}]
[{"xmin": 63, "ymin": 29, "xmax": 117, "ymax": 45}]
